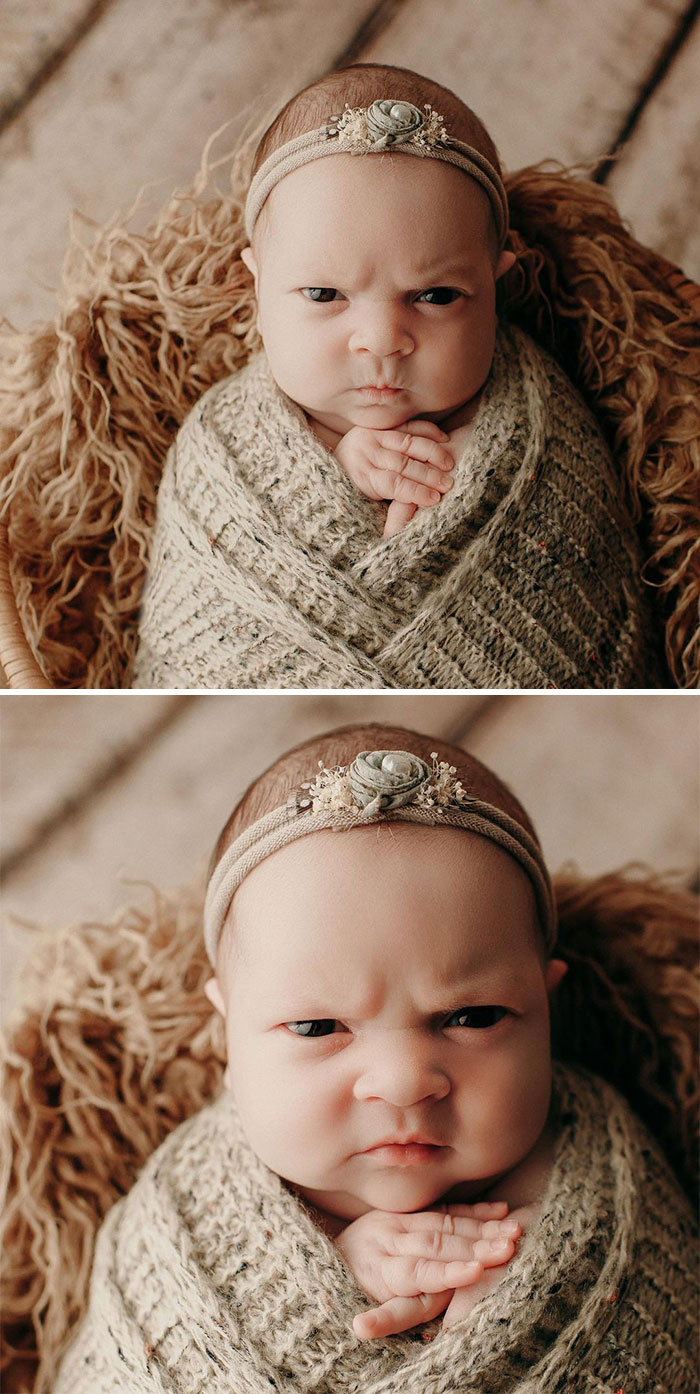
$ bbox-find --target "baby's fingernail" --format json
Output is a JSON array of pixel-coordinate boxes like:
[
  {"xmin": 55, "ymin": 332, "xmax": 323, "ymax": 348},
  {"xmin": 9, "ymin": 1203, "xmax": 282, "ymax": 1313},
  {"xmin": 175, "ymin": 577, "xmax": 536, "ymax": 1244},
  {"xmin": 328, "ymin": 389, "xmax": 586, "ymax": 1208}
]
[{"xmin": 500, "ymin": 1221, "xmax": 521, "ymax": 1235}]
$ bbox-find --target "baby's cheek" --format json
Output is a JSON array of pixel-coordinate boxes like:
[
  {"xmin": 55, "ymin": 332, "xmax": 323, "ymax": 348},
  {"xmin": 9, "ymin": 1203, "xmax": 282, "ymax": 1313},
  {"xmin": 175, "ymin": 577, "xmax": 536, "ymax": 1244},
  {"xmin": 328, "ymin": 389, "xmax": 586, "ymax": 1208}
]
[
  {"xmin": 238, "ymin": 1054, "xmax": 339, "ymax": 1171},
  {"xmin": 475, "ymin": 1053, "xmax": 550, "ymax": 1164}
]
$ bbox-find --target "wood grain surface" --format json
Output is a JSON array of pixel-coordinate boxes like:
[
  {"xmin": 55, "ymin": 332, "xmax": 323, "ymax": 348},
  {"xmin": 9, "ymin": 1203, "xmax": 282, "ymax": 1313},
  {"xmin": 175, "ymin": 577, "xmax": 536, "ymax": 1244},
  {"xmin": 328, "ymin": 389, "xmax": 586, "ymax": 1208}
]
[
  {"xmin": 0, "ymin": 0, "xmax": 102, "ymax": 123},
  {"xmin": 608, "ymin": 10, "xmax": 700, "ymax": 277},
  {"xmin": 361, "ymin": 0, "xmax": 691, "ymax": 169}
]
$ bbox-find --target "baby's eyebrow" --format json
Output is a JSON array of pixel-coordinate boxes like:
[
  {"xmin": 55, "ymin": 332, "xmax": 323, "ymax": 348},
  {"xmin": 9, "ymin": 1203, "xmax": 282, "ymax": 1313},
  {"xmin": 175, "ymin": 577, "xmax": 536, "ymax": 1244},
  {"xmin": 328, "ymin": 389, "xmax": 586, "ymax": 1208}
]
[
  {"xmin": 279, "ymin": 971, "xmax": 517, "ymax": 1020},
  {"xmin": 412, "ymin": 260, "xmax": 478, "ymax": 280},
  {"xmin": 429, "ymin": 964, "xmax": 523, "ymax": 998},
  {"xmin": 286, "ymin": 258, "xmax": 478, "ymax": 288}
]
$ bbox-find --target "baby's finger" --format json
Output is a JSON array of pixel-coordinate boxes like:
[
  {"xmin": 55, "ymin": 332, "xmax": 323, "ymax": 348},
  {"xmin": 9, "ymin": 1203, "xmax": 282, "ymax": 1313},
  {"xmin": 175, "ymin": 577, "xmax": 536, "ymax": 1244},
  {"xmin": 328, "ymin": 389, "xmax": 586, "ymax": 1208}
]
[
  {"xmin": 473, "ymin": 1235, "xmax": 517, "ymax": 1268},
  {"xmin": 377, "ymin": 451, "xmax": 455, "ymax": 495},
  {"xmin": 384, "ymin": 1256, "xmax": 483, "ymax": 1295},
  {"xmin": 388, "ymin": 472, "xmax": 454, "ymax": 509},
  {"xmin": 392, "ymin": 1222, "xmax": 520, "ymax": 1262},
  {"xmin": 437, "ymin": 1202, "xmax": 510, "ymax": 1220},
  {"xmin": 368, "ymin": 470, "xmax": 442, "ymax": 508},
  {"xmin": 398, "ymin": 1208, "xmax": 515, "ymax": 1239},
  {"xmin": 353, "ymin": 1291, "xmax": 451, "ymax": 1340},
  {"xmin": 403, "ymin": 418, "xmax": 453, "ymax": 442},
  {"xmin": 380, "ymin": 430, "xmax": 455, "ymax": 472},
  {"xmin": 384, "ymin": 500, "xmax": 417, "ymax": 538}
]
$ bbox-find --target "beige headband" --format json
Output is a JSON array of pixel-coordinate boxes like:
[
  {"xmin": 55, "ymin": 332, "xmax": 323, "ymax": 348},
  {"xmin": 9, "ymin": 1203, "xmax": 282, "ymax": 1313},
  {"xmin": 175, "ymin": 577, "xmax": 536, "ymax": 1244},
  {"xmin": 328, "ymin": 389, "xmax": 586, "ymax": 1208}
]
[
  {"xmin": 204, "ymin": 750, "xmax": 556, "ymax": 965},
  {"xmin": 244, "ymin": 99, "xmax": 509, "ymax": 246}
]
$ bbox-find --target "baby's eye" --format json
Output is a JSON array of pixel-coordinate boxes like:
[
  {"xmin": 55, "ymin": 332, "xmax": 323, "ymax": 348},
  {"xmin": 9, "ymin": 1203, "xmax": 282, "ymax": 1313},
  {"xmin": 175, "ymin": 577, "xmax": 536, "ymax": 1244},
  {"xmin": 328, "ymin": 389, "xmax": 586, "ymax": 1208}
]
[
  {"xmin": 286, "ymin": 1019, "xmax": 338, "ymax": 1037},
  {"xmin": 445, "ymin": 1006, "xmax": 507, "ymax": 1029},
  {"xmin": 301, "ymin": 288, "xmax": 339, "ymax": 303},
  {"xmin": 417, "ymin": 287, "xmax": 462, "ymax": 305}
]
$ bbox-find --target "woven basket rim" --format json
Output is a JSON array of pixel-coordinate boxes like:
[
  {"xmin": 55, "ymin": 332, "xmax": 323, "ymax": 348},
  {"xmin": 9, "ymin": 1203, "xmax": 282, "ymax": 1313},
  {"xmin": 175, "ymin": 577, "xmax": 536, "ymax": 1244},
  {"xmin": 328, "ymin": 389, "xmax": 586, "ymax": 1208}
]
[{"xmin": 0, "ymin": 518, "xmax": 51, "ymax": 689}]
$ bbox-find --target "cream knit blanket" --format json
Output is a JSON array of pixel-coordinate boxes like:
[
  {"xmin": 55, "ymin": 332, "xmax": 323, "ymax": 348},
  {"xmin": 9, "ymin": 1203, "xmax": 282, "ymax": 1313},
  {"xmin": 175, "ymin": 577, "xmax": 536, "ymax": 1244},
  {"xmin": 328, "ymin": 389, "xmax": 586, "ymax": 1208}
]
[
  {"xmin": 133, "ymin": 324, "xmax": 663, "ymax": 689},
  {"xmin": 55, "ymin": 1065, "xmax": 697, "ymax": 1394}
]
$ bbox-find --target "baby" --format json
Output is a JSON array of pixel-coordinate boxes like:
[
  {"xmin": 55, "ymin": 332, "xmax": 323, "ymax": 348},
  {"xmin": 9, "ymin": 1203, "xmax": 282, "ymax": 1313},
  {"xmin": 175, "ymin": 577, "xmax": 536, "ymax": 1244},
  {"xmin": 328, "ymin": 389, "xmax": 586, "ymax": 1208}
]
[
  {"xmin": 239, "ymin": 75, "xmax": 515, "ymax": 542},
  {"xmin": 133, "ymin": 65, "xmax": 662, "ymax": 690},
  {"xmin": 52, "ymin": 724, "xmax": 697, "ymax": 1392},
  {"xmin": 204, "ymin": 741, "xmax": 565, "ymax": 1341}
]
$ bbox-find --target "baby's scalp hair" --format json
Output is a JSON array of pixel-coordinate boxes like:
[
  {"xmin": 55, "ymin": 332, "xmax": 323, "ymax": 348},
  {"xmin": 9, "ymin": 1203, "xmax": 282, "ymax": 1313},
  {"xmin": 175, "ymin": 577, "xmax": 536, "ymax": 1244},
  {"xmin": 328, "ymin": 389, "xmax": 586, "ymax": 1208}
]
[{"xmin": 249, "ymin": 63, "xmax": 504, "ymax": 253}]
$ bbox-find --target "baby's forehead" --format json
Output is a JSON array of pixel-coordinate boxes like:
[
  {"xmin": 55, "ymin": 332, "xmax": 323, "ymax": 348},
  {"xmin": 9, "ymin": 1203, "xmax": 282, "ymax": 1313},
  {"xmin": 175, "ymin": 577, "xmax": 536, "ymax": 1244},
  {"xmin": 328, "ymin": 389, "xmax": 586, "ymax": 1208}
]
[
  {"xmin": 255, "ymin": 153, "xmax": 493, "ymax": 260},
  {"xmin": 226, "ymin": 824, "xmax": 543, "ymax": 983}
]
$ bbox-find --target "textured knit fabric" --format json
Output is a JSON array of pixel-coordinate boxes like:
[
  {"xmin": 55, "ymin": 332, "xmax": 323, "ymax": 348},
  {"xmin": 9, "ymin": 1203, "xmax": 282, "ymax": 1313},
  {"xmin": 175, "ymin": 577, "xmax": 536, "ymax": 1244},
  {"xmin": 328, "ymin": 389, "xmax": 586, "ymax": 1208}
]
[
  {"xmin": 54, "ymin": 1064, "xmax": 697, "ymax": 1394},
  {"xmin": 132, "ymin": 324, "xmax": 663, "ymax": 690}
]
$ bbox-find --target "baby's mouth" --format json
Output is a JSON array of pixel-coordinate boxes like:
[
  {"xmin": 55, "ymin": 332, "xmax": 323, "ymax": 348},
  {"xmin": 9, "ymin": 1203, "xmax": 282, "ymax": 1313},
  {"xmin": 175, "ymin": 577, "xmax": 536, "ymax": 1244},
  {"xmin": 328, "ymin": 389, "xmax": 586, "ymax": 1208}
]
[
  {"xmin": 360, "ymin": 1139, "xmax": 447, "ymax": 1166},
  {"xmin": 355, "ymin": 386, "xmax": 406, "ymax": 402}
]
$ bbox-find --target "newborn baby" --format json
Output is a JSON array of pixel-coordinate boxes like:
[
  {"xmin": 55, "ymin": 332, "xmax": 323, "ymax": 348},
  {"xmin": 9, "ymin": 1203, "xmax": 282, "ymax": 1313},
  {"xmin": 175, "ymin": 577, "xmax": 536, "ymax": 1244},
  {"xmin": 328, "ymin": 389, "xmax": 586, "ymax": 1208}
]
[
  {"xmin": 205, "ymin": 811, "xmax": 565, "ymax": 1340},
  {"xmin": 133, "ymin": 64, "xmax": 662, "ymax": 690}
]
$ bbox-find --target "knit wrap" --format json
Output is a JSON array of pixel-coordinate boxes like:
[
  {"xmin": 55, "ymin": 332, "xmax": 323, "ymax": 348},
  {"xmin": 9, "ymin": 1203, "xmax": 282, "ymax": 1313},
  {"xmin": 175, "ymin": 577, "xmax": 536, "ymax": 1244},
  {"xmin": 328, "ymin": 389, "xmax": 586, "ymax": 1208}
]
[
  {"xmin": 55, "ymin": 1064, "xmax": 697, "ymax": 1394},
  {"xmin": 133, "ymin": 325, "xmax": 663, "ymax": 689}
]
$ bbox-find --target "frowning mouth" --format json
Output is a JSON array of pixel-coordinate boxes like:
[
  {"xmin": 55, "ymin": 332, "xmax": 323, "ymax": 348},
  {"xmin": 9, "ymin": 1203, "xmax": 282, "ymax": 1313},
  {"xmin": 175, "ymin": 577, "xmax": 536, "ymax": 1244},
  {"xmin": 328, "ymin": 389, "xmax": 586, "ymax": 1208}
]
[
  {"xmin": 361, "ymin": 1139, "xmax": 446, "ymax": 1166},
  {"xmin": 356, "ymin": 385, "xmax": 404, "ymax": 399}
]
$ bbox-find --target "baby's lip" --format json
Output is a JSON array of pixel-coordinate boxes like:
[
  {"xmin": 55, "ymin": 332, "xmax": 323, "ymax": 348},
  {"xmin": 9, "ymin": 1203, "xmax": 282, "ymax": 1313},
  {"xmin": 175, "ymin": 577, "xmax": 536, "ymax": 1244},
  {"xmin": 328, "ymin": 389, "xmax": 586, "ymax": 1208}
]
[
  {"xmin": 364, "ymin": 1134, "xmax": 445, "ymax": 1149},
  {"xmin": 356, "ymin": 382, "xmax": 404, "ymax": 391},
  {"xmin": 359, "ymin": 1138, "xmax": 448, "ymax": 1167}
]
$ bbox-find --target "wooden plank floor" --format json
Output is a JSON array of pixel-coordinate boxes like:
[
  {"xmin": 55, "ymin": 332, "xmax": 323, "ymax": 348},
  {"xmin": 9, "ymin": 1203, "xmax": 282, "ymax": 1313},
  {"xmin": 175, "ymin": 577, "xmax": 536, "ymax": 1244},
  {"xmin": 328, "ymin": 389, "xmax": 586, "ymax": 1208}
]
[
  {"xmin": 608, "ymin": 11, "xmax": 700, "ymax": 276},
  {"xmin": 1, "ymin": 0, "xmax": 698, "ymax": 329},
  {"xmin": 2, "ymin": 692, "xmax": 697, "ymax": 1011}
]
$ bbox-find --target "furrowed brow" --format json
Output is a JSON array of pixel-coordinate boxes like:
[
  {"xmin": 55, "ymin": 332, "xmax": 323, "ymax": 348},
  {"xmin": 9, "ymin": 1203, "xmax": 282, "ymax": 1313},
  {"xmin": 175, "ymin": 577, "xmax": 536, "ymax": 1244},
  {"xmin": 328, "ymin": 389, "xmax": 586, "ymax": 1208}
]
[{"xmin": 414, "ymin": 261, "xmax": 477, "ymax": 280}]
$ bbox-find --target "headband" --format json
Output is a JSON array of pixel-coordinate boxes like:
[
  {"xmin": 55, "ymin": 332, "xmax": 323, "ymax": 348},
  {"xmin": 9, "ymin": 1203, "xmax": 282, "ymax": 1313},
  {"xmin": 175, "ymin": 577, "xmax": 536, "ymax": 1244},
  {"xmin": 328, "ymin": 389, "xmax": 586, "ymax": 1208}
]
[
  {"xmin": 244, "ymin": 99, "xmax": 509, "ymax": 246},
  {"xmin": 204, "ymin": 749, "xmax": 556, "ymax": 965}
]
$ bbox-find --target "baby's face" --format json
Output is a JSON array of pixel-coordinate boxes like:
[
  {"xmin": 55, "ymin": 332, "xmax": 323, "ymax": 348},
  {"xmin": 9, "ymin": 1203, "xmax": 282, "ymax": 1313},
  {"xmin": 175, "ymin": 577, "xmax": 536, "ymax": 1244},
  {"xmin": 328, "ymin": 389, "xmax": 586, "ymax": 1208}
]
[
  {"xmin": 241, "ymin": 156, "xmax": 514, "ymax": 437},
  {"xmin": 212, "ymin": 826, "xmax": 562, "ymax": 1222}
]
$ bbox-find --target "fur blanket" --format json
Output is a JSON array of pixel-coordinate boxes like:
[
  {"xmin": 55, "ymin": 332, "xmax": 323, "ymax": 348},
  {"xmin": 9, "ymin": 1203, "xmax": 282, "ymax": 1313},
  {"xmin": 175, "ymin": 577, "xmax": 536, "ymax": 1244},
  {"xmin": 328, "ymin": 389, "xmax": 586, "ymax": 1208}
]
[
  {"xmin": 53, "ymin": 1063, "xmax": 697, "ymax": 1394},
  {"xmin": 133, "ymin": 323, "xmax": 664, "ymax": 689}
]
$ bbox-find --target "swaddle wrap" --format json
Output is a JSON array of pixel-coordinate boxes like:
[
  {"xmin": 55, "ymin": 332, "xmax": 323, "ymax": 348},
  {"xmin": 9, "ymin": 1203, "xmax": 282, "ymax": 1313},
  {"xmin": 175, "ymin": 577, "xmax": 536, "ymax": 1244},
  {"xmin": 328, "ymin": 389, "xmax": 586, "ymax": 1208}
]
[
  {"xmin": 54, "ymin": 1064, "xmax": 698, "ymax": 1394},
  {"xmin": 133, "ymin": 324, "xmax": 662, "ymax": 689}
]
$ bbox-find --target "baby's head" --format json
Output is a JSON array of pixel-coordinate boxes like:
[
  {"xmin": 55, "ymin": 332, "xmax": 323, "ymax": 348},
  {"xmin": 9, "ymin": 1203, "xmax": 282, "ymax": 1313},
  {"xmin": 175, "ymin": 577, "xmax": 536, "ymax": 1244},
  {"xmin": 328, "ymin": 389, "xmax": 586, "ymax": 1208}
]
[
  {"xmin": 204, "ymin": 724, "xmax": 566, "ymax": 1226},
  {"xmin": 240, "ymin": 65, "xmax": 516, "ymax": 438}
]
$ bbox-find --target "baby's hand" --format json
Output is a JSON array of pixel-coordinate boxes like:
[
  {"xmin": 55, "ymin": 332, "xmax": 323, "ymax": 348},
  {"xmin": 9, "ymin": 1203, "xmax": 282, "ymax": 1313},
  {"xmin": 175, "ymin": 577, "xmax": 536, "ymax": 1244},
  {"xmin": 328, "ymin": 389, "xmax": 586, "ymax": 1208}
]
[
  {"xmin": 334, "ymin": 1201, "xmax": 521, "ymax": 1340},
  {"xmin": 333, "ymin": 420, "xmax": 454, "ymax": 539},
  {"xmin": 441, "ymin": 1201, "xmax": 535, "ymax": 1330}
]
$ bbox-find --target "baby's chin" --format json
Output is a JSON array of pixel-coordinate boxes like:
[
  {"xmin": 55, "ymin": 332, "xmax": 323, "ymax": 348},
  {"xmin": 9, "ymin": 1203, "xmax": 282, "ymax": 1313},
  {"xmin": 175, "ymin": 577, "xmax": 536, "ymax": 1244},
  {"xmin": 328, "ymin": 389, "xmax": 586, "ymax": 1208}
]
[
  {"xmin": 350, "ymin": 1151, "xmax": 517, "ymax": 1212},
  {"xmin": 348, "ymin": 1173, "xmax": 483, "ymax": 1217},
  {"xmin": 348, "ymin": 401, "xmax": 451, "ymax": 428},
  {"xmin": 305, "ymin": 397, "xmax": 458, "ymax": 438},
  {"xmin": 291, "ymin": 1167, "xmax": 508, "ymax": 1228}
]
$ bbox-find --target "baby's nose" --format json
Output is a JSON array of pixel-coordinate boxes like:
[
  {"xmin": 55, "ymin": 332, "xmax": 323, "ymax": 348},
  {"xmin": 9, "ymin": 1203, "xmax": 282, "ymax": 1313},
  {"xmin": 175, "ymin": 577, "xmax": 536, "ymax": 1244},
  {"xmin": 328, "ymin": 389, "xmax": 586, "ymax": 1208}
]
[
  {"xmin": 353, "ymin": 1035, "xmax": 450, "ymax": 1108},
  {"xmin": 348, "ymin": 305, "xmax": 413, "ymax": 358}
]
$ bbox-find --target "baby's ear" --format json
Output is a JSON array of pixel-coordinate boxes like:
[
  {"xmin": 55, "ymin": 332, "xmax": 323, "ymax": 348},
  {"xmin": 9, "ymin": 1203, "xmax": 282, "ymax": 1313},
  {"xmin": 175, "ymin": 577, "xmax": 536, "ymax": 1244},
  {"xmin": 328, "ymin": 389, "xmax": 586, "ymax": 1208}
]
[
  {"xmin": 240, "ymin": 245, "xmax": 258, "ymax": 286},
  {"xmin": 545, "ymin": 958, "xmax": 568, "ymax": 995},
  {"xmin": 204, "ymin": 976, "xmax": 227, "ymax": 1017},
  {"xmin": 495, "ymin": 249, "xmax": 517, "ymax": 280}
]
